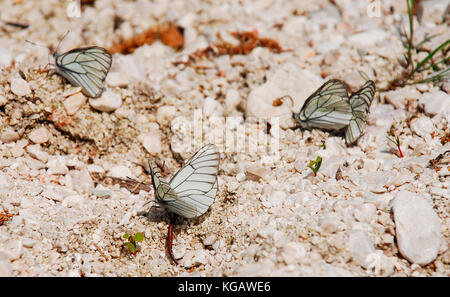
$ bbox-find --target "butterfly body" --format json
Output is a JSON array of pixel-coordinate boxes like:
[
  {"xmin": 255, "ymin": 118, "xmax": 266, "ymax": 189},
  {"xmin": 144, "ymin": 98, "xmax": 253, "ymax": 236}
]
[
  {"xmin": 54, "ymin": 46, "xmax": 112, "ymax": 98},
  {"xmin": 148, "ymin": 144, "xmax": 219, "ymax": 219}
]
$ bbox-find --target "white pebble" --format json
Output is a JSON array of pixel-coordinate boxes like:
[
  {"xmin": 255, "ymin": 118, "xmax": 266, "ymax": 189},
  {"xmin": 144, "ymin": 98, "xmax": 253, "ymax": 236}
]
[
  {"xmin": 108, "ymin": 165, "xmax": 132, "ymax": 179},
  {"xmin": 10, "ymin": 77, "xmax": 31, "ymax": 96},
  {"xmin": 236, "ymin": 172, "xmax": 246, "ymax": 182},
  {"xmin": 89, "ymin": 89, "xmax": 122, "ymax": 112},
  {"xmin": 46, "ymin": 156, "xmax": 68, "ymax": 175},
  {"xmin": 410, "ymin": 116, "xmax": 434, "ymax": 140},
  {"xmin": 348, "ymin": 229, "xmax": 376, "ymax": 269},
  {"xmin": 156, "ymin": 105, "xmax": 176, "ymax": 125},
  {"xmin": 28, "ymin": 127, "xmax": 50, "ymax": 144},
  {"xmin": 1, "ymin": 128, "xmax": 20, "ymax": 143},
  {"xmin": 141, "ymin": 133, "xmax": 162, "ymax": 155},
  {"xmin": 26, "ymin": 144, "xmax": 49, "ymax": 163},
  {"xmin": 64, "ymin": 92, "xmax": 87, "ymax": 115}
]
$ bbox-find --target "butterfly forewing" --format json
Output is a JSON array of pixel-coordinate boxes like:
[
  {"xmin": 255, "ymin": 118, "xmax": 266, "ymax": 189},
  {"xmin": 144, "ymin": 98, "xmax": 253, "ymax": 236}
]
[
  {"xmin": 54, "ymin": 46, "xmax": 112, "ymax": 98},
  {"xmin": 295, "ymin": 79, "xmax": 353, "ymax": 130},
  {"xmin": 345, "ymin": 80, "xmax": 376, "ymax": 144},
  {"xmin": 149, "ymin": 144, "xmax": 219, "ymax": 219}
]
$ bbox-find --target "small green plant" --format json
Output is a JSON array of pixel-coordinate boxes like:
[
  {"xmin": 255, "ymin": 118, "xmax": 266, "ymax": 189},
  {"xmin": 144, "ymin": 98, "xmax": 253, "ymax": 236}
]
[
  {"xmin": 307, "ymin": 156, "xmax": 323, "ymax": 177},
  {"xmin": 385, "ymin": 0, "xmax": 450, "ymax": 90},
  {"xmin": 123, "ymin": 232, "xmax": 144, "ymax": 257},
  {"xmin": 319, "ymin": 140, "xmax": 326, "ymax": 150},
  {"xmin": 387, "ymin": 135, "xmax": 404, "ymax": 158}
]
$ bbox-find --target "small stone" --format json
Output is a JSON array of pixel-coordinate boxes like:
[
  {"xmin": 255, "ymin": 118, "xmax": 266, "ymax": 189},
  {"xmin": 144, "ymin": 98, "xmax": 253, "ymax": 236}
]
[
  {"xmin": 92, "ymin": 188, "xmax": 112, "ymax": 199},
  {"xmin": 0, "ymin": 95, "xmax": 8, "ymax": 107},
  {"xmin": 0, "ymin": 48, "xmax": 13, "ymax": 68},
  {"xmin": 348, "ymin": 229, "xmax": 376, "ymax": 269},
  {"xmin": 26, "ymin": 144, "xmax": 49, "ymax": 163},
  {"xmin": 417, "ymin": 0, "xmax": 450, "ymax": 24},
  {"xmin": 236, "ymin": 172, "xmax": 246, "ymax": 182},
  {"xmin": 108, "ymin": 165, "xmax": 132, "ymax": 179},
  {"xmin": 410, "ymin": 116, "xmax": 434, "ymax": 140},
  {"xmin": 11, "ymin": 139, "xmax": 28, "ymax": 157},
  {"xmin": 348, "ymin": 30, "xmax": 388, "ymax": 47},
  {"xmin": 0, "ymin": 251, "xmax": 12, "ymax": 277},
  {"xmin": 1, "ymin": 128, "xmax": 20, "ymax": 143},
  {"xmin": 354, "ymin": 203, "xmax": 377, "ymax": 223},
  {"xmin": 265, "ymin": 191, "xmax": 286, "ymax": 207},
  {"xmin": 419, "ymin": 91, "xmax": 450, "ymax": 116},
  {"xmin": 62, "ymin": 194, "xmax": 85, "ymax": 208},
  {"xmin": 89, "ymin": 88, "xmax": 122, "ymax": 112},
  {"xmin": 383, "ymin": 87, "xmax": 421, "ymax": 110},
  {"xmin": 225, "ymin": 89, "xmax": 241, "ymax": 110},
  {"xmin": 319, "ymin": 214, "xmax": 341, "ymax": 234},
  {"xmin": 46, "ymin": 156, "xmax": 68, "ymax": 175},
  {"xmin": 246, "ymin": 164, "xmax": 270, "ymax": 181},
  {"xmin": 105, "ymin": 71, "xmax": 130, "ymax": 87},
  {"xmin": 64, "ymin": 92, "xmax": 87, "ymax": 115},
  {"xmin": 203, "ymin": 233, "xmax": 217, "ymax": 246},
  {"xmin": 156, "ymin": 105, "xmax": 176, "ymax": 125},
  {"xmin": 280, "ymin": 242, "xmax": 306, "ymax": 264},
  {"xmin": 392, "ymin": 191, "xmax": 442, "ymax": 265},
  {"xmin": 69, "ymin": 168, "xmax": 94, "ymax": 194},
  {"xmin": 22, "ymin": 238, "xmax": 36, "ymax": 248},
  {"xmin": 28, "ymin": 127, "xmax": 50, "ymax": 144},
  {"xmin": 87, "ymin": 164, "xmax": 105, "ymax": 174},
  {"xmin": 10, "ymin": 77, "xmax": 31, "ymax": 96},
  {"xmin": 141, "ymin": 133, "xmax": 162, "ymax": 155},
  {"xmin": 203, "ymin": 97, "xmax": 223, "ymax": 117}
]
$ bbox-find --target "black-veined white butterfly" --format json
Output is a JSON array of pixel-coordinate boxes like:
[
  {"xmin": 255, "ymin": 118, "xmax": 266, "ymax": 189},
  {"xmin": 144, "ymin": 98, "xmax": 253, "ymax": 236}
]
[
  {"xmin": 292, "ymin": 79, "xmax": 375, "ymax": 144},
  {"xmin": 148, "ymin": 144, "xmax": 219, "ymax": 219},
  {"xmin": 53, "ymin": 46, "xmax": 112, "ymax": 98},
  {"xmin": 293, "ymin": 79, "xmax": 353, "ymax": 131}
]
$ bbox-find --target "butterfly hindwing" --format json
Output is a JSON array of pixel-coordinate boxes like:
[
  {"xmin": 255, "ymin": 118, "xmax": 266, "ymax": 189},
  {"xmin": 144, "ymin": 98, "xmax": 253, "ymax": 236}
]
[
  {"xmin": 54, "ymin": 46, "xmax": 112, "ymax": 98},
  {"xmin": 345, "ymin": 80, "xmax": 376, "ymax": 144}
]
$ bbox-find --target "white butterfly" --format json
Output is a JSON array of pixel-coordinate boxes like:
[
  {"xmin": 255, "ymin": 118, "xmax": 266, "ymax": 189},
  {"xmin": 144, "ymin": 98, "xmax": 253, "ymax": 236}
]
[
  {"xmin": 148, "ymin": 144, "xmax": 219, "ymax": 219},
  {"xmin": 53, "ymin": 46, "xmax": 112, "ymax": 98},
  {"xmin": 293, "ymin": 79, "xmax": 375, "ymax": 144}
]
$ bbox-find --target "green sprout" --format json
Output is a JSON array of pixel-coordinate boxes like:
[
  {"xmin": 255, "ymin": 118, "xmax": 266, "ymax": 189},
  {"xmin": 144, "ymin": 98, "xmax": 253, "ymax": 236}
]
[
  {"xmin": 123, "ymin": 232, "xmax": 144, "ymax": 257},
  {"xmin": 319, "ymin": 140, "xmax": 326, "ymax": 150},
  {"xmin": 307, "ymin": 156, "xmax": 323, "ymax": 177},
  {"xmin": 386, "ymin": 135, "xmax": 404, "ymax": 158}
]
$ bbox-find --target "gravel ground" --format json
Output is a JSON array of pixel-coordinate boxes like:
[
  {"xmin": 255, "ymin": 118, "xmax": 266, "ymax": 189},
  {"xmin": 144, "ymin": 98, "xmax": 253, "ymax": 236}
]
[{"xmin": 0, "ymin": 0, "xmax": 449, "ymax": 276}]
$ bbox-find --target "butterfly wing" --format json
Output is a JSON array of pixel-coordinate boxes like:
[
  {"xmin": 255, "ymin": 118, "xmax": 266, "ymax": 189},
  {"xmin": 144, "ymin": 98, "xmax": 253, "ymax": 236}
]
[
  {"xmin": 148, "ymin": 160, "xmax": 198, "ymax": 218},
  {"xmin": 168, "ymin": 144, "xmax": 219, "ymax": 219},
  {"xmin": 345, "ymin": 80, "xmax": 376, "ymax": 144},
  {"xmin": 294, "ymin": 79, "xmax": 353, "ymax": 130},
  {"xmin": 54, "ymin": 46, "xmax": 112, "ymax": 98}
]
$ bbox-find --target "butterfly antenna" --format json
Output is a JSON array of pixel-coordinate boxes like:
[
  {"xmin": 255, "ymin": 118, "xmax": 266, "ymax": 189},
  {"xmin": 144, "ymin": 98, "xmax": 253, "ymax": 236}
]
[
  {"xmin": 279, "ymin": 95, "xmax": 294, "ymax": 109},
  {"xmin": 55, "ymin": 30, "xmax": 70, "ymax": 54}
]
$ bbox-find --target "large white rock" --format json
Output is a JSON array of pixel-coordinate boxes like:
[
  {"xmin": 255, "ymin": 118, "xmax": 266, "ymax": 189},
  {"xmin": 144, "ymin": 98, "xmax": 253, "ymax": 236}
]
[
  {"xmin": 245, "ymin": 63, "xmax": 323, "ymax": 128},
  {"xmin": 392, "ymin": 191, "xmax": 442, "ymax": 265}
]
